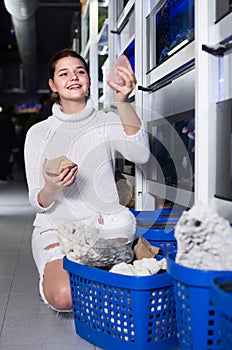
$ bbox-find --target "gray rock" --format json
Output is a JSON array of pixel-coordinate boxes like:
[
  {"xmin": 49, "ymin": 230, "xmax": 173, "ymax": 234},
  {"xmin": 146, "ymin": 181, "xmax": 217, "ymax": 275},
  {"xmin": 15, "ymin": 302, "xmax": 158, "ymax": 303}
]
[{"xmin": 79, "ymin": 238, "xmax": 134, "ymax": 269}]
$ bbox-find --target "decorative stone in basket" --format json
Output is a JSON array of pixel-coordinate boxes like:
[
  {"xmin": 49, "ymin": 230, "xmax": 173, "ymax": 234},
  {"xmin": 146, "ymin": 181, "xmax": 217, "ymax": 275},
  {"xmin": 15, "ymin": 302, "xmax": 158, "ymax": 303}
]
[{"xmin": 58, "ymin": 221, "xmax": 135, "ymax": 270}]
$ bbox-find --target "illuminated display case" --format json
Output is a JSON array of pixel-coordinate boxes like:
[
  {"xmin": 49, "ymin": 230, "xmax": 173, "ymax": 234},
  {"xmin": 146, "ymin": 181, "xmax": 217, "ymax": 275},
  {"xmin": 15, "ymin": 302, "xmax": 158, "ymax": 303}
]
[{"xmin": 146, "ymin": 0, "xmax": 194, "ymax": 72}]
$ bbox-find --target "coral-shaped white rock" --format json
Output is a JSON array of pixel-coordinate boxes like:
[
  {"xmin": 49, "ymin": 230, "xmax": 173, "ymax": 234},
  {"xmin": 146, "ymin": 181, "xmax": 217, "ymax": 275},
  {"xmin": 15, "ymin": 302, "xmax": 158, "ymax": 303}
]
[{"xmin": 175, "ymin": 203, "xmax": 232, "ymax": 270}]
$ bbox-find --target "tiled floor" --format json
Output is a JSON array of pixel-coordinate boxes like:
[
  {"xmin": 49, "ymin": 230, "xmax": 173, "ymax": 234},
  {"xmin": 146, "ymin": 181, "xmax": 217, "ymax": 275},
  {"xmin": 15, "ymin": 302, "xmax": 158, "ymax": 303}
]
[{"xmin": 0, "ymin": 170, "xmax": 101, "ymax": 350}]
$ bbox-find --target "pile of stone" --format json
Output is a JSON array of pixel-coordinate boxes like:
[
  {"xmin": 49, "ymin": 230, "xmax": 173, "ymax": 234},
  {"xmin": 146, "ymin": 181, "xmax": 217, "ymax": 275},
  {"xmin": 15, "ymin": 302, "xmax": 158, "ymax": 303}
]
[{"xmin": 58, "ymin": 221, "xmax": 134, "ymax": 269}]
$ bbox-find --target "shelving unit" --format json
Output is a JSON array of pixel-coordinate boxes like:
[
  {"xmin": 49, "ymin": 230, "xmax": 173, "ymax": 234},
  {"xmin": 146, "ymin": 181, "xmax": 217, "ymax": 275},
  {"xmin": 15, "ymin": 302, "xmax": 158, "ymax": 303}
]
[{"xmin": 80, "ymin": 0, "xmax": 232, "ymax": 219}]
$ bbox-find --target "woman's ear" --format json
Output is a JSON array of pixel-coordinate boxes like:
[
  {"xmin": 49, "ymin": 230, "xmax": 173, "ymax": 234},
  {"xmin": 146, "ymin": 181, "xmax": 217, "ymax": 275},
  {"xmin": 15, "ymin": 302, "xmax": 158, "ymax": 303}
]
[{"xmin": 48, "ymin": 78, "xmax": 57, "ymax": 92}]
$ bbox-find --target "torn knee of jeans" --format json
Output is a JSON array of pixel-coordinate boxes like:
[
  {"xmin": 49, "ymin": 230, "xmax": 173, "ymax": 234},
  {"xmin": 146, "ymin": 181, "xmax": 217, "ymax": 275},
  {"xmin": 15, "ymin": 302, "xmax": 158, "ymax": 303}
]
[
  {"xmin": 40, "ymin": 229, "xmax": 56, "ymax": 235},
  {"xmin": 44, "ymin": 242, "xmax": 60, "ymax": 250}
]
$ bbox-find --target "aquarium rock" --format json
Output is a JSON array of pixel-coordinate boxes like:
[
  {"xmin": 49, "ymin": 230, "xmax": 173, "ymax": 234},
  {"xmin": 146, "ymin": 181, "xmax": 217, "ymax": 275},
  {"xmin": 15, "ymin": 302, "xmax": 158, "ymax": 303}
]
[
  {"xmin": 175, "ymin": 203, "xmax": 232, "ymax": 270},
  {"xmin": 109, "ymin": 257, "xmax": 167, "ymax": 276}
]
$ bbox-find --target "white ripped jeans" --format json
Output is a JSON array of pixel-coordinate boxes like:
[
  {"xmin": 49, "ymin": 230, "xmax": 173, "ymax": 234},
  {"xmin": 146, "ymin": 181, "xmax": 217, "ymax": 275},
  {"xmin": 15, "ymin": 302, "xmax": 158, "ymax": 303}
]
[{"xmin": 31, "ymin": 226, "xmax": 66, "ymax": 309}]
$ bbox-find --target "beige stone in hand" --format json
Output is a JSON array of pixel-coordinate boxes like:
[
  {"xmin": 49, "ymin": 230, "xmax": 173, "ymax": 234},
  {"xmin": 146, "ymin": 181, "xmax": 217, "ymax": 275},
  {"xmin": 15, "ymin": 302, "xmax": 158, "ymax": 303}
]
[{"xmin": 45, "ymin": 156, "xmax": 76, "ymax": 176}]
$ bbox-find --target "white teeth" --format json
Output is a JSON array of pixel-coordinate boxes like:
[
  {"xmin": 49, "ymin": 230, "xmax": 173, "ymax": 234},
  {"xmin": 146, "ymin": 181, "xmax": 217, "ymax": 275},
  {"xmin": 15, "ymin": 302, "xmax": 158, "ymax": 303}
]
[{"xmin": 68, "ymin": 85, "xmax": 81, "ymax": 89}]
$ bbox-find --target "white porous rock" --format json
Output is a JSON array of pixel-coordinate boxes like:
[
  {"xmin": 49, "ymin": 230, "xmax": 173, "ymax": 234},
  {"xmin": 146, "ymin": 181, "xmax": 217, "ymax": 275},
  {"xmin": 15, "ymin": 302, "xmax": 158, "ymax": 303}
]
[
  {"xmin": 110, "ymin": 262, "xmax": 138, "ymax": 276},
  {"xmin": 109, "ymin": 258, "xmax": 166, "ymax": 276},
  {"xmin": 58, "ymin": 221, "xmax": 98, "ymax": 261},
  {"xmin": 175, "ymin": 203, "xmax": 232, "ymax": 270},
  {"xmin": 158, "ymin": 257, "xmax": 167, "ymax": 270},
  {"xmin": 133, "ymin": 258, "xmax": 165, "ymax": 275}
]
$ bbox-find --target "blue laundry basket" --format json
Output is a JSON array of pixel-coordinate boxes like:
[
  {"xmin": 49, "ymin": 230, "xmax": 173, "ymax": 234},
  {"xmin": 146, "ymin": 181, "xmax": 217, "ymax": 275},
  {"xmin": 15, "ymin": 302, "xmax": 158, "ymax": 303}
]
[
  {"xmin": 130, "ymin": 207, "xmax": 183, "ymax": 226},
  {"xmin": 64, "ymin": 256, "xmax": 178, "ymax": 350},
  {"xmin": 210, "ymin": 274, "xmax": 232, "ymax": 350},
  {"xmin": 167, "ymin": 254, "xmax": 231, "ymax": 350},
  {"xmin": 131, "ymin": 209, "xmax": 181, "ymax": 256}
]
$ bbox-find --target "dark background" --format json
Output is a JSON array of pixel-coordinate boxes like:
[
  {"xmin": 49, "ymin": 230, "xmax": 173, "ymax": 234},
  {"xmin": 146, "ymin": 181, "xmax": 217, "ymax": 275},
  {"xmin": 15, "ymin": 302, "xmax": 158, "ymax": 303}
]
[{"xmin": 0, "ymin": 0, "xmax": 82, "ymax": 107}]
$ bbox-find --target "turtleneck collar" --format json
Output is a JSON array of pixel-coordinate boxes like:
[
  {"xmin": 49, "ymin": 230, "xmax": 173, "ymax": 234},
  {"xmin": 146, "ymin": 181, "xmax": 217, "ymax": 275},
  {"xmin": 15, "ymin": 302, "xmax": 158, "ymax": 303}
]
[{"xmin": 51, "ymin": 98, "xmax": 97, "ymax": 129}]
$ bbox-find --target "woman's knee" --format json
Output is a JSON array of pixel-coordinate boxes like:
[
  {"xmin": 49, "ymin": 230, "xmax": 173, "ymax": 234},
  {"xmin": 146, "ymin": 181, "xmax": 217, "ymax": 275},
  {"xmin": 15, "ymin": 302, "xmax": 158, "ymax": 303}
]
[
  {"xmin": 43, "ymin": 259, "xmax": 72, "ymax": 311},
  {"xmin": 46, "ymin": 284, "xmax": 72, "ymax": 311}
]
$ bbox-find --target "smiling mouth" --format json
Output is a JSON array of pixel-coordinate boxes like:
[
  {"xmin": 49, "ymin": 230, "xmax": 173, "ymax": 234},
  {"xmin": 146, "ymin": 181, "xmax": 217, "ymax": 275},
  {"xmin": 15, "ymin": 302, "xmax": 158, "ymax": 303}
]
[{"xmin": 68, "ymin": 84, "xmax": 81, "ymax": 89}]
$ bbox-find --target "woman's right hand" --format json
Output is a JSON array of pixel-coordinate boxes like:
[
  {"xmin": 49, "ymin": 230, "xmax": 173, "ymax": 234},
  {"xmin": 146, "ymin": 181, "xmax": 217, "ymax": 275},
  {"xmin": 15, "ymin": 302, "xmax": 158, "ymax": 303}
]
[
  {"xmin": 43, "ymin": 159, "xmax": 78, "ymax": 191},
  {"xmin": 38, "ymin": 159, "xmax": 78, "ymax": 208}
]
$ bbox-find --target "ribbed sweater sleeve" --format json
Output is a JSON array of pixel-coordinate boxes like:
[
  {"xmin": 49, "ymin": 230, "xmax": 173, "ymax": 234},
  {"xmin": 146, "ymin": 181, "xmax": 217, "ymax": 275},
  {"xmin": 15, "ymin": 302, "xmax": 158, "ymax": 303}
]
[
  {"xmin": 24, "ymin": 121, "xmax": 54, "ymax": 212},
  {"xmin": 103, "ymin": 111, "xmax": 150, "ymax": 164}
]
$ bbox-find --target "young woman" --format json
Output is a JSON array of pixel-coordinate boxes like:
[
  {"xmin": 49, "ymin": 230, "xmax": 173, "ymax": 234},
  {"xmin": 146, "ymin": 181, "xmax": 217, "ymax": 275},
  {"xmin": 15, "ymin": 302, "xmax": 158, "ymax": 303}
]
[{"xmin": 24, "ymin": 48, "xmax": 150, "ymax": 311}]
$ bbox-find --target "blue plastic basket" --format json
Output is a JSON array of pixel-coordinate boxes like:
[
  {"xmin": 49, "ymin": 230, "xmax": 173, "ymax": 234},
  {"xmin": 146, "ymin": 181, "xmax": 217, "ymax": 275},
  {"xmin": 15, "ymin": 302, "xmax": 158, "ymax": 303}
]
[
  {"xmin": 63, "ymin": 256, "xmax": 178, "ymax": 350},
  {"xmin": 136, "ymin": 226, "xmax": 177, "ymax": 256},
  {"xmin": 130, "ymin": 207, "xmax": 183, "ymax": 220},
  {"xmin": 131, "ymin": 210, "xmax": 179, "ymax": 256},
  {"xmin": 167, "ymin": 254, "xmax": 231, "ymax": 350},
  {"xmin": 210, "ymin": 274, "xmax": 232, "ymax": 350}
]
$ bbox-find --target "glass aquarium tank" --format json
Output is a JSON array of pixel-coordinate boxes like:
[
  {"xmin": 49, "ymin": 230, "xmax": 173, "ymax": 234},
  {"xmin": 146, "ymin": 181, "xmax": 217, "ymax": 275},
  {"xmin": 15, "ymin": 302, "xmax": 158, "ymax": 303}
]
[
  {"xmin": 147, "ymin": 109, "xmax": 195, "ymax": 192},
  {"xmin": 147, "ymin": 0, "xmax": 195, "ymax": 70}
]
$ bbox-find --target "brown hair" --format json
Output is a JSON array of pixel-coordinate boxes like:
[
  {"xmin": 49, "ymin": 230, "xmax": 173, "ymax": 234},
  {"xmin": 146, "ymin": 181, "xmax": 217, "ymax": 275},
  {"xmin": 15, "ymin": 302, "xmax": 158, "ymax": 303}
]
[{"xmin": 48, "ymin": 48, "xmax": 90, "ymax": 104}]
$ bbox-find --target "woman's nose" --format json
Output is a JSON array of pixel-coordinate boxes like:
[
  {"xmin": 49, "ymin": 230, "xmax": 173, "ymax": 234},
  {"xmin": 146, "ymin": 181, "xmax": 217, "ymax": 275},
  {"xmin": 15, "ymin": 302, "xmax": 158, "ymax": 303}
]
[{"xmin": 71, "ymin": 72, "xmax": 78, "ymax": 80}]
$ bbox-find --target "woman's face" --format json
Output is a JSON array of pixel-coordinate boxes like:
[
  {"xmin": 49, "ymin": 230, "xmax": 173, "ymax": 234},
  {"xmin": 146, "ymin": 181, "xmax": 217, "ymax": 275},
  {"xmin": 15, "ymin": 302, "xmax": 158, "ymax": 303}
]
[{"xmin": 48, "ymin": 56, "xmax": 90, "ymax": 104}]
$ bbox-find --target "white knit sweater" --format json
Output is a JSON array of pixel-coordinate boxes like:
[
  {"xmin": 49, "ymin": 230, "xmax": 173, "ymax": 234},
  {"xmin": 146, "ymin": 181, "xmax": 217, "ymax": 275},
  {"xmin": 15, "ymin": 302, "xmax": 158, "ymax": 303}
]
[{"xmin": 24, "ymin": 99, "xmax": 150, "ymax": 229}]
